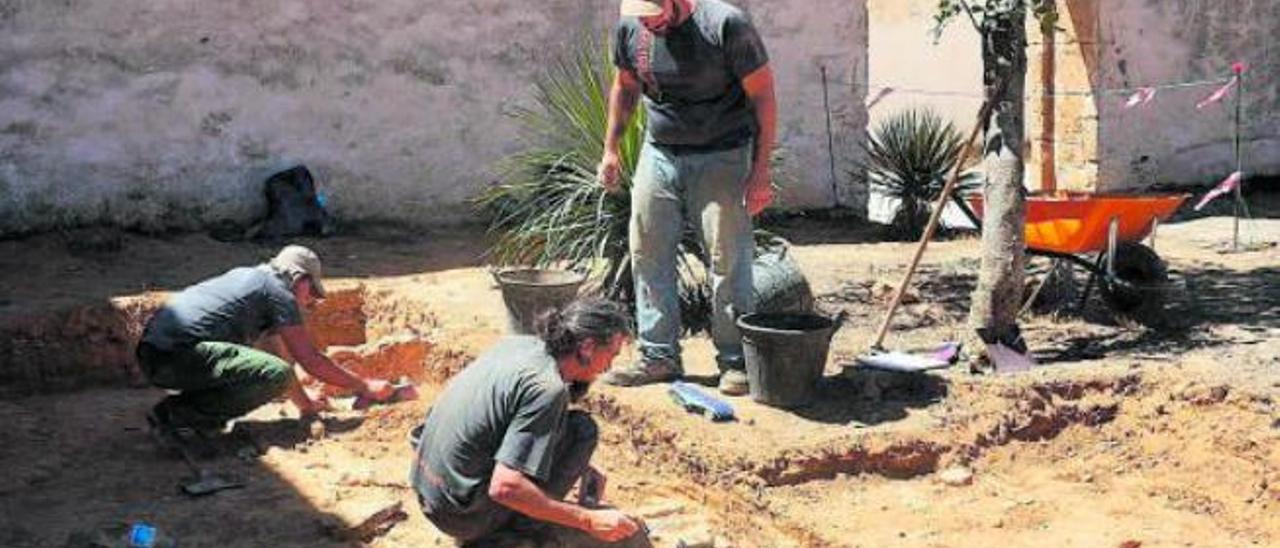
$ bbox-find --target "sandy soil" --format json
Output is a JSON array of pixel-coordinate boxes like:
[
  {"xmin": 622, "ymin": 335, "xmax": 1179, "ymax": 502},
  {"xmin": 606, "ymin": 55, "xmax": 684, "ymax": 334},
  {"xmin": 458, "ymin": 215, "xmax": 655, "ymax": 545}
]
[{"xmin": 0, "ymin": 205, "xmax": 1277, "ymax": 547}]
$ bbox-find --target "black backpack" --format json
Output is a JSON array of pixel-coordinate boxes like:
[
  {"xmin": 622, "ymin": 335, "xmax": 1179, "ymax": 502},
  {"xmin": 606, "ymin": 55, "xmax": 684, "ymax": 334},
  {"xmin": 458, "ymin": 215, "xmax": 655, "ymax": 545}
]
[{"xmin": 254, "ymin": 165, "xmax": 334, "ymax": 241}]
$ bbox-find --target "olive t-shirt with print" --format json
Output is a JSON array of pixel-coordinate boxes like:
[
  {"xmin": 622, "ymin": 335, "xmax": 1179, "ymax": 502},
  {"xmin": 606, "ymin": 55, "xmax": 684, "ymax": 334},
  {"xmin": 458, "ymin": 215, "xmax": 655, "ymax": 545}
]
[
  {"xmin": 411, "ymin": 336, "xmax": 569, "ymax": 514},
  {"xmin": 612, "ymin": 0, "xmax": 770, "ymax": 149}
]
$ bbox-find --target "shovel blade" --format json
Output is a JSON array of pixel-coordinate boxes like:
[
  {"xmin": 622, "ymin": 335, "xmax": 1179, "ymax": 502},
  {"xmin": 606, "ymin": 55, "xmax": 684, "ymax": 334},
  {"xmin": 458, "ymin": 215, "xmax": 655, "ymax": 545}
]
[{"xmin": 985, "ymin": 342, "xmax": 1035, "ymax": 374}]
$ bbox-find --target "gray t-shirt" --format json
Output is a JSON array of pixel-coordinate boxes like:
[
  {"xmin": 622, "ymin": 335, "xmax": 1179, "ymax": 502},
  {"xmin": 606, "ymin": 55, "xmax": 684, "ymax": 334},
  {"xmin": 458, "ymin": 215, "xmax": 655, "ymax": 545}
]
[
  {"xmin": 141, "ymin": 265, "xmax": 303, "ymax": 351},
  {"xmin": 412, "ymin": 336, "xmax": 569, "ymax": 514},
  {"xmin": 612, "ymin": 0, "xmax": 769, "ymax": 149}
]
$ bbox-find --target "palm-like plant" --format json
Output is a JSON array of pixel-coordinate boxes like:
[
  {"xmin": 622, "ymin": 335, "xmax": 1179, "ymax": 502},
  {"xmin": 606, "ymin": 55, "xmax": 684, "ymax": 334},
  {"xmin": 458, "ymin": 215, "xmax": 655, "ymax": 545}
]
[
  {"xmin": 476, "ymin": 35, "xmax": 640, "ymax": 297},
  {"xmin": 861, "ymin": 108, "xmax": 980, "ymax": 239},
  {"xmin": 476, "ymin": 35, "xmax": 731, "ymax": 332}
]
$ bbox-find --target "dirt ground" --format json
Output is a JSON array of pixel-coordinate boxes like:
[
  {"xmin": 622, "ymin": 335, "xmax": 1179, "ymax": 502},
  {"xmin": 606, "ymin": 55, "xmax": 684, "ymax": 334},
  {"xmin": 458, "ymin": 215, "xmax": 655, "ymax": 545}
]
[{"xmin": 1, "ymin": 202, "xmax": 1278, "ymax": 547}]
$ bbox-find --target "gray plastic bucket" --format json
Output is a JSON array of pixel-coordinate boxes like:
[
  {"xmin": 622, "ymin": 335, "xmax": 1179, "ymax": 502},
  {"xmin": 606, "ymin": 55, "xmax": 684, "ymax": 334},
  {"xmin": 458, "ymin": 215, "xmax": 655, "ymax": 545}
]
[
  {"xmin": 737, "ymin": 312, "xmax": 840, "ymax": 408},
  {"xmin": 493, "ymin": 269, "xmax": 586, "ymax": 335}
]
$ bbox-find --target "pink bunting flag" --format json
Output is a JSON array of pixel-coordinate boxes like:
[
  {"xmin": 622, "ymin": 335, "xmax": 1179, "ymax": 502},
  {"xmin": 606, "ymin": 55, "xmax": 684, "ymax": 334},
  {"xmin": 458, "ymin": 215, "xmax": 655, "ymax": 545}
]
[
  {"xmin": 1123, "ymin": 87, "xmax": 1157, "ymax": 109},
  {"xmin": 1196, "ymin": 77, "xmax": 1237, "ymax": 109},
  {"xmin": 1194, "ymin": 171, "xmax": 1243, "ymax": 211}
]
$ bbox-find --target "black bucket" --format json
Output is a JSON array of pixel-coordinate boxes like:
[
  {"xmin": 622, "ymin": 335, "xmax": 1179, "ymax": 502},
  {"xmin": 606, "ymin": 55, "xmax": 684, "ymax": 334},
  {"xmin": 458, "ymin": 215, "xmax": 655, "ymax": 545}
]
[
  {"xmin": 493, "ymin": 269, "xmax": 586, "ymax": 335},
  {"xmin": 737, "ymin": 312, "xmax": 841, "ymax": 408}
]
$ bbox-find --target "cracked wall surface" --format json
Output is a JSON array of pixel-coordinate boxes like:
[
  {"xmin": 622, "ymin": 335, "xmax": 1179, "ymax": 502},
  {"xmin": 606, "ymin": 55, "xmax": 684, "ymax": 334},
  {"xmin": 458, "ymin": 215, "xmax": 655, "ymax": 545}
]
[{"xmin": 0, "ymin": 0, "xmax": 868, "ymax": 235}]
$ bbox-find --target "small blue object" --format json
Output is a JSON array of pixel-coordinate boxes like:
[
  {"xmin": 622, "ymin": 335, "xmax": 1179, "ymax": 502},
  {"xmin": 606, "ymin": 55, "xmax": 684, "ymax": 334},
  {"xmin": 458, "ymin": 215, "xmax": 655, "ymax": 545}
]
[
  {"xmin": 668, "ymin": 381, "xmax": 735, "ymax": 422},
  {"xmin": 316, "ymin": 191, "xmax": 329, "ymax": 209},
  {"xmin": 128, "ymin": 523, "xmax": 156, "ymax": 547}
]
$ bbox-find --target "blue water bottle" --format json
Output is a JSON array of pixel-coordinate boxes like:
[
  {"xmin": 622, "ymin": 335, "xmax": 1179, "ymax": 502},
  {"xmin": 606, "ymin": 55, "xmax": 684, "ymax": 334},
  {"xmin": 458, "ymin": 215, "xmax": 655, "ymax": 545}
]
[{"xmin": 127, "ymin": 522, "xmax": 156, "ymax": 548}]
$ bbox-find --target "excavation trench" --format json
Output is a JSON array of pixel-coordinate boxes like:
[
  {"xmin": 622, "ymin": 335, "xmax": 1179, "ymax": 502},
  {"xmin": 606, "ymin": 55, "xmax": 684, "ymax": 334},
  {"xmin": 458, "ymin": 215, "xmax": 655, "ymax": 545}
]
[{"xmin": 5, "ymin": 286, "xmax": 1268, "ymax": 547}]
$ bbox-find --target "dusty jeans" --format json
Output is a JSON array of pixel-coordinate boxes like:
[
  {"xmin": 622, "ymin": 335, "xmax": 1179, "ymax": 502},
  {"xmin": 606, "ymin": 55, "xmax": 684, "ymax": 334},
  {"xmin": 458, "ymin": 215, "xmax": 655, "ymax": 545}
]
[
  {"xmin": 138, "ymin": 341, "xmax": 293, "ymax": 428},
  {"xmin": 630, "ymin": 141, "xmax": 756, "ymax": 367}
]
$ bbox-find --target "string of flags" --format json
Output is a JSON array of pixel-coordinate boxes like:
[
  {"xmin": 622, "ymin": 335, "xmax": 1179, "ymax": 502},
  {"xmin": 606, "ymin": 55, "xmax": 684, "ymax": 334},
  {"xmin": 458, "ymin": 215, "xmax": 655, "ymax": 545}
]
[
  {"xmin": 859, "ymin": 62, "xmax": 1248, "ymax": 108},
  {"xmin": 1194, "ymin": 171, "xmax": 1242, "ymax": 211},
  {"xmin": 857, "ymin": 63, "xmax": 1252, "ymax": 212},
  {"xmin": 1135, "ymin": 62, "xmax": 1247, "ymax": 111}
]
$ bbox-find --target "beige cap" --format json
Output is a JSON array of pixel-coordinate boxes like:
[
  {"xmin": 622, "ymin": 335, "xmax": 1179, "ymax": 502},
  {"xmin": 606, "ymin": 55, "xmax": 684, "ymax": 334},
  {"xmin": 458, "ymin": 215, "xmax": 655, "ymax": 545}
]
[
  {"xmin": 270, "ymin": 245, "xmax": 326, "ymax": 298},
  {"xmin": 620, "ymin": 0, "xmax": 664, "ymax": 17}
]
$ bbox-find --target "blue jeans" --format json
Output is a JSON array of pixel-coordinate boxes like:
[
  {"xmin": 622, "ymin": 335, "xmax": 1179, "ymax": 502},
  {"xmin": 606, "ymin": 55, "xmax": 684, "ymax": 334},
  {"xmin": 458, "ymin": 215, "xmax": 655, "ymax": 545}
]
[{"xmin": 630, "ymin": 141, "xmax": 756, "ymax": 367}]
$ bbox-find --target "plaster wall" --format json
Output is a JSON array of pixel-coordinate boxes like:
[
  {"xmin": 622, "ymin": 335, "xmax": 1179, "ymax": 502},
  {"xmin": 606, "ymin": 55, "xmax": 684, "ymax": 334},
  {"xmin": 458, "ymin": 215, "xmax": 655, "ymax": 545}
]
[
  {"xmin": 1096, "ymin": 0, "xmax": 1280, "ymax": 190},
  {"xmin": 0, "ymin": 0, "xmax": 868, "ymax": 235}
]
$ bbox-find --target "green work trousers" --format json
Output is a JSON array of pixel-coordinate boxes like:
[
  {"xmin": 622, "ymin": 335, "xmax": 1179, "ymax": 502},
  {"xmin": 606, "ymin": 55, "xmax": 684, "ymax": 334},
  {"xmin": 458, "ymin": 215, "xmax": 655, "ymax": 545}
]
[{"xmin": 138, "ymin": 341, "xmax": 293, "ymax": 429}]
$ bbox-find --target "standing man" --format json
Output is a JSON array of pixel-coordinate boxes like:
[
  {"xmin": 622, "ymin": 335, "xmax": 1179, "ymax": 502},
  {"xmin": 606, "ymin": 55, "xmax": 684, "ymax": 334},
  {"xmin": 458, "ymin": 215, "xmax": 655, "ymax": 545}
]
[
  {"xmin": 411, "ymin": 298, "xmax": 640, "ymax": 545},
  {"xmin": 599, "ymin": 0, "xmax": 776, "ymax": 395},
  {"xmin": 137, "ymin": 245, "xmax": 395, "ymax": 447}
]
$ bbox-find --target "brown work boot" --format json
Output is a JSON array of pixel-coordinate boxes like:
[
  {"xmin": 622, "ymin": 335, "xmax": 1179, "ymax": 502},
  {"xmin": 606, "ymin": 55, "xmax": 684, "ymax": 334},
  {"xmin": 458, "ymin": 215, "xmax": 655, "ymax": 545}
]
[
  {"xmin": 146, "ymin": 401, "xmax": 223, "ymax": 458},
  {"xmin": 717, "ymin": 368, "xmax": 750, "ymax": 396},
  {"xmin": 602, "ymin": 358, "xmax": 682, "ymax": 387}
]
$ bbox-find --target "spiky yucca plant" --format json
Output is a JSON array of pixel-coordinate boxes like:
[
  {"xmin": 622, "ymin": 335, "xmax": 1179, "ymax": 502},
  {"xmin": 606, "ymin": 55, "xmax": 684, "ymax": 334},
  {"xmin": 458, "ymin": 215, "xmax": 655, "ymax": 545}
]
[
  {"xmin": 476, "ymin": 35, "xmax": 730, "ymax": 332},
  {"xmin": 861, "ymin": 108, "xmax": 980, "ymax": 239}
]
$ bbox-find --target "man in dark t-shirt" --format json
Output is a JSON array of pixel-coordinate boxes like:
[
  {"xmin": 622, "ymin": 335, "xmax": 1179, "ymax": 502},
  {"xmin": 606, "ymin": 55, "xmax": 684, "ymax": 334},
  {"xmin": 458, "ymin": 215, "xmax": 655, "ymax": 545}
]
[
  {"xmin": 412, "ymin": 298, "xmax": 640, "ymax": 545},
  {"xmin": 599, "ymin": 0, "xmax": 776, "ymax": 395},
  {"xmin": 137, "ymin": 245, "xmax": 395, "ymax": 445}
]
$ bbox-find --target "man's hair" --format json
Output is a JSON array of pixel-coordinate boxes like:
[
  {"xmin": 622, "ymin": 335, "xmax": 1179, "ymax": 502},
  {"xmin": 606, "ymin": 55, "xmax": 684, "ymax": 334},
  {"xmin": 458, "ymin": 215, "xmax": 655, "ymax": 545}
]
[{"xmin": 535, "ymin": 297, "xmax": 633, "ymax": 358}]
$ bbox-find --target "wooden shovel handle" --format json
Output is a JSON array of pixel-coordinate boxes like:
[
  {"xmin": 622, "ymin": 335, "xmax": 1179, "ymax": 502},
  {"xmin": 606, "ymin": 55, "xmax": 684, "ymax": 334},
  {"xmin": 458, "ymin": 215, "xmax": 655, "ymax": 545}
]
[{"xmin": 870, "ymin": 88, "xmax": 1002, "ymax": 350}]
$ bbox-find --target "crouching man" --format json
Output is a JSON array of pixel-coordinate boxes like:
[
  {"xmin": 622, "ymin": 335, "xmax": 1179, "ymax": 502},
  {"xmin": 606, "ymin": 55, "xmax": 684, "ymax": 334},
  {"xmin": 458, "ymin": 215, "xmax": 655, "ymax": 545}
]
[
  {"xmin": 137, "ymin": 245, "xmax": 395, "ymax": 446},
  {"xmin": 411, "ymin": 297, "xmax": 641, "ymax": 545}
]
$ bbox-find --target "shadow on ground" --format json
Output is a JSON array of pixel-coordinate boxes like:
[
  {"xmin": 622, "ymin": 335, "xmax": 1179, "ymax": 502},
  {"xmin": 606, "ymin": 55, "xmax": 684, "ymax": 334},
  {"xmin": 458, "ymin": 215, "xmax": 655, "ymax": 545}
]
[{"xmin": 787, "ymin": 374, "xmax": 949, "ymax": 426}]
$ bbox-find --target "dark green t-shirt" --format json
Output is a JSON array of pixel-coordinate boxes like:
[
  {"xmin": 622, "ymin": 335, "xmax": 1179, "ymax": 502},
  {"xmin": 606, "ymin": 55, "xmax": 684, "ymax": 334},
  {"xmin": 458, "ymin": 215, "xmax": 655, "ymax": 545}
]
[
  {"xmin": 412, "ymin": 336, "xmax": 569, "ymax": 513},
  {"xmin": 141, "ymin": 265, "xmax": 303, "ymax": 351},
  {"xmin": 612, "ymin": 0, "xmax": 769, "ymax": 149}
]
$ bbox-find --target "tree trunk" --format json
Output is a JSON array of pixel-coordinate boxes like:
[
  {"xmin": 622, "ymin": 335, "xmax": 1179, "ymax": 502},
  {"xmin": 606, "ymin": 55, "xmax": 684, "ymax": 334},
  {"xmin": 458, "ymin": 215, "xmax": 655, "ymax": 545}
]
[{"xmin": 968, "ymin": 7, "xmax": 1028, "ymax": 342}]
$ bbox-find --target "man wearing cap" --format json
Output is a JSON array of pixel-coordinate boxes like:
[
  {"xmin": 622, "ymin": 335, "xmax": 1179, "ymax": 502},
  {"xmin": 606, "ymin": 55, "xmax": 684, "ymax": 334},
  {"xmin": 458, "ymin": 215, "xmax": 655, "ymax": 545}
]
[
  {"xmin": 599, "ymin": 0, "xmax": 776, "ymax": 395},
  {"xmin": 137, "ymin": 245, "xmax": 395, "ymax": 444}
]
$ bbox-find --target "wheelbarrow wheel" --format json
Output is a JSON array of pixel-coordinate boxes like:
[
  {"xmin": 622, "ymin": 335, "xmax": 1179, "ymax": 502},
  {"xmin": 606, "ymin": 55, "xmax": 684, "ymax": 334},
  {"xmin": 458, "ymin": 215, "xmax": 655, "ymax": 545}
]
[{"xmin": 1100, "ymin": 242, "xmax": 1168, "ymax": 325}]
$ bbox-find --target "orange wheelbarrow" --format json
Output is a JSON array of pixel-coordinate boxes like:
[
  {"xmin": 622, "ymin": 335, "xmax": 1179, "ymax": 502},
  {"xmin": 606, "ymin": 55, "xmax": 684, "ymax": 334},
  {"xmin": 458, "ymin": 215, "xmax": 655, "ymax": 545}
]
[{"xmin": 960, "ymin": 192, "xmax": 1189, "ymax": 324}]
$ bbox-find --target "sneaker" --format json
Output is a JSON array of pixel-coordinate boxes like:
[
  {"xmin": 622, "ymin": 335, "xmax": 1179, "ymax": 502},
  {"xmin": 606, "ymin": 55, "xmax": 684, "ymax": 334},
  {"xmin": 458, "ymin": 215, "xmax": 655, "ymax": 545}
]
[
  {"xmin": 602, "ymin": 358, "xmax": 682, "ymax": 387},
  {"xmin": 717, "ymin": 368, "xmax": 750, "ymax": 396}
]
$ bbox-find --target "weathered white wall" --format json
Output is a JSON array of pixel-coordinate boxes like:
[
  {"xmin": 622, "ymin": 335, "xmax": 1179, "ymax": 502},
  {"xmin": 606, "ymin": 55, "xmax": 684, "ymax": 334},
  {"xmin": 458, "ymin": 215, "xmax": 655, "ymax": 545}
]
[
  {"xmin": 866, "ymin": 1, "xmax": 983, "ymax": 131},
  {"xmin": 1097, "ymin": 0, "xmax": 1279, "ymax": 190},
  {"xmin": 0, "ymin": 0, "xmax": 867, "ymax": 235},
  {"xmin": 740, "ymin": 0, "xmax": 869, "ymax": 209},
  {"xmin": 864, "ymin": 0, "xmax": 982, "ymax": 224}
]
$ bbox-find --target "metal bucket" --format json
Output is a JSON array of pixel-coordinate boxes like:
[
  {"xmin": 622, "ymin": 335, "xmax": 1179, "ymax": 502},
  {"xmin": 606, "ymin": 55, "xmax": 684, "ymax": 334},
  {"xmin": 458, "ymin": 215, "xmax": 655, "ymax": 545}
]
[{"xmin": 493, "ymin": 268, "xmax": 586, "ymax": 334}]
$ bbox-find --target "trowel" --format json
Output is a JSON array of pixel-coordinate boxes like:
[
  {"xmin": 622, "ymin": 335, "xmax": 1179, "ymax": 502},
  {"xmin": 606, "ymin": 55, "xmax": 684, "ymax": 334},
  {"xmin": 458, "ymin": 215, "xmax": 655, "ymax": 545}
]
[{"xmin": 353, "ymin": 382, "xmax": 419, "ymax": 410}]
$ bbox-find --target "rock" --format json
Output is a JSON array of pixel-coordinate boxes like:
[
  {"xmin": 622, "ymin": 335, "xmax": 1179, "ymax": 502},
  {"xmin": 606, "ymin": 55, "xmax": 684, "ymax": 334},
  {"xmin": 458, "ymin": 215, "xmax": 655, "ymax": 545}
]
[
  {"xmin": 635, "ymin": 501, "xmax": 686, "ymax": 520},
  {"xmin": 676, "ymin": 527, "xmax": 716, "ymax": 548},
  {"xmin": 321, "ymin": 501, "xmax": 407, "ymax": 543},
  {"xmin": 938, "ymin": 466, "xmax": 974, "ymax": 487}
]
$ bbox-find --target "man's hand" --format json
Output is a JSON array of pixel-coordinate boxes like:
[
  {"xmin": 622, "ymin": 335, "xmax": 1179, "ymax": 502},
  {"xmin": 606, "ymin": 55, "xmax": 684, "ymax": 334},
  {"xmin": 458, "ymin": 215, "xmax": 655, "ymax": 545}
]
[
  {"xmin": 584, "ymin": 509, "xmax": 640, "ymax": 542},
  {"xmin": 745, "ymin": 168, "xmax": 774, "ymax": 216},
  {"xmin": 297, "ymin": 390, "xmax": 331, "ymax": 418},
  {"xmin": 361, "ymin": 379, "xmax": 397, "ymax": 402},
  {"xmin": 597, "ymin": 151, "xmax": 623, "ymax": 194}
]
